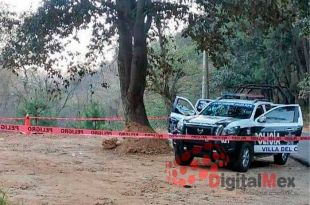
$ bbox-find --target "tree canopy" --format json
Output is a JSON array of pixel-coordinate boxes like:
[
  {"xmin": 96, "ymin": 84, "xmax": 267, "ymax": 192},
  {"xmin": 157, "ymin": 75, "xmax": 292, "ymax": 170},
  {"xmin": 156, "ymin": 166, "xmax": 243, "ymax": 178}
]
[{"xmin": 186, "ymin": 0, "xmax": 309, "ymax": 104}]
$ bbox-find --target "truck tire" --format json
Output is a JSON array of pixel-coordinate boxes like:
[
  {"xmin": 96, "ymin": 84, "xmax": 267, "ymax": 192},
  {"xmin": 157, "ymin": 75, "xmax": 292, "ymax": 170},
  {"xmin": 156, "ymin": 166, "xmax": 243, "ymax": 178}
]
[
  {"xmin": 174, "ymin": 142, "xmax": 193, "ymax": 166},
  {"xmin": 231, "ymin": 142, "xmax": 253, "ymax": 172},
  {"xmin": 274, "ymin": 153, "xmax": 289, "ymax": 165}
]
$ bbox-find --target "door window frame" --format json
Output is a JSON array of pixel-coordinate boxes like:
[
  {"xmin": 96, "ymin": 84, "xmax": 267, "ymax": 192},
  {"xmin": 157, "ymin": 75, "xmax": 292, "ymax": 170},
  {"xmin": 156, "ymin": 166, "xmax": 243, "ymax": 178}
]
[
  {"xmin": 172, "ymin": 96, "xmax": 197, "ymax": 116},
  {"xmin": 253, "ymin": 105, "xmax": 264, "ymax": 120}
]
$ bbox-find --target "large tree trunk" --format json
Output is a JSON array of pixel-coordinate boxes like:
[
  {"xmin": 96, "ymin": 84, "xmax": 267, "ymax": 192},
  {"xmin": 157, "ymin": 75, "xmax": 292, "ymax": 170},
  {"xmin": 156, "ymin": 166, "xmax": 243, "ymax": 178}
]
[
  {"xmin": 111, "ymin": 1, "xmax": 170, "ymax": 155},
  {"xmin": 116, "ymin": 0, "xmax": 153, "ymax": 132}
]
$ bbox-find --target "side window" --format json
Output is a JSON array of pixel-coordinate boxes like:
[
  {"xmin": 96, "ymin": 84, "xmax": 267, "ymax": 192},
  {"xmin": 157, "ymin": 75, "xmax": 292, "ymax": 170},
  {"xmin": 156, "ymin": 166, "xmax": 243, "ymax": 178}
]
[
  {"xmin": 264, "ymin": 106, "xmax": 297, "ymax": 123},
  {"xmin": 173, "ymin": 98, "xmax": 195, "ymax": 116},
  {"xmin": 254, "ymin": 105, "xmax": 264, "ymax": 119}
]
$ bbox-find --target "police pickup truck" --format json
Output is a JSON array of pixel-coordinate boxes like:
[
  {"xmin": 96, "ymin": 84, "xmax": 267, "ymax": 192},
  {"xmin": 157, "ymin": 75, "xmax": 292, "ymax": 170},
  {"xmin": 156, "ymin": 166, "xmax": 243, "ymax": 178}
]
[{"xmin": 168, "ymin": 95, "xmax": 303, "ymax": 172}]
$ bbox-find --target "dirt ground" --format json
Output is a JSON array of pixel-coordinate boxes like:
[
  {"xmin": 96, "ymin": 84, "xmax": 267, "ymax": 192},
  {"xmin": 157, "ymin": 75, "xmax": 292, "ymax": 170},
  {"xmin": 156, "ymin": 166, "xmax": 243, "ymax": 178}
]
[{"xmin": 0, "ymin": 133, "xmax": 309, "ymax": 205}]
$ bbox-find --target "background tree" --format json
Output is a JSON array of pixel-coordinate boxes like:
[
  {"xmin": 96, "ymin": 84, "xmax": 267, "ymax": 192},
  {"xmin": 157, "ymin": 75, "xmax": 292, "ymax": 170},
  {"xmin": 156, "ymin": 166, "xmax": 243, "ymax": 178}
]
[
  {"xmin": 186, "ymin": 0, "xmax": 309, "ymax": 106},
  {"xmin": 0, "ymin": 3, "xmax": 19, "ymax": 69},
  {"xmin": 298, "ymin": 74, "xmax": 310, "ymax": 100},
  {"xmin": 147, "ymin": 22, "xmax": 186, "ymax": 113}
]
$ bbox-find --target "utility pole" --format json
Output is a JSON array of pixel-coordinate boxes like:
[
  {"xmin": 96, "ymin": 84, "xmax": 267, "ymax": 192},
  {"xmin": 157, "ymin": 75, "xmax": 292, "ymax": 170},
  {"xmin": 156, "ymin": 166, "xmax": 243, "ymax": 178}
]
[
  {"xmin": 202, "ymin": 50, "xmax": 210, "ymax": 99},
  {"xmin": 89, "ymin": 84, "xmax": 94, "ymax": 103}
]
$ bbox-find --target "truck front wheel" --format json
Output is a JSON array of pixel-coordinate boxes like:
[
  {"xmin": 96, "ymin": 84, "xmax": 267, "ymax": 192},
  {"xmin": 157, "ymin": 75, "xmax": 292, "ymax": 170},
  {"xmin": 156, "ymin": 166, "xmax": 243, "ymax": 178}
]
[
  {"xmin": 174, "ymin": 142, "xmax": 194, "ymax": 166},
  {"xmin": 231, "ymin": 143, "xmax": 253, "ymax": 172}
]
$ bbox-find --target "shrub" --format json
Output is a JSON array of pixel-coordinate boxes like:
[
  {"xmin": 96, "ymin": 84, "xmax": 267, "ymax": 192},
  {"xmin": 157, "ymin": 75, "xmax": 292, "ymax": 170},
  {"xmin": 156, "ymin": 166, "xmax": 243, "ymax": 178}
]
[
  {"xmin": 17, "ymin": 98, "xmax": 56, "ymax": 126},
  {"xmin": 82, "ymin": 102, "xmax": 105, "ymax": 130}
]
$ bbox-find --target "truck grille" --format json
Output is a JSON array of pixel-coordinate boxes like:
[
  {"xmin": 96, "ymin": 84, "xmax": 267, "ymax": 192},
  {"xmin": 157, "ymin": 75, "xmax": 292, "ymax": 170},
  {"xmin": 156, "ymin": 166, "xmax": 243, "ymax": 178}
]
[{"xmin": 185, "ymin": 126, "xmax": 216, "ymax": 135}]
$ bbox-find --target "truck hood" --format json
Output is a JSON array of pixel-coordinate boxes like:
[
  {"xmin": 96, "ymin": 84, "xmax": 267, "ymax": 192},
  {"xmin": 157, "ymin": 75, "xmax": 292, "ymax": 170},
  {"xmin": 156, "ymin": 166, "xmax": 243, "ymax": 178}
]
[{"xmin": 185, "ymin": 115, "xmax": 237, "ymax": 126}]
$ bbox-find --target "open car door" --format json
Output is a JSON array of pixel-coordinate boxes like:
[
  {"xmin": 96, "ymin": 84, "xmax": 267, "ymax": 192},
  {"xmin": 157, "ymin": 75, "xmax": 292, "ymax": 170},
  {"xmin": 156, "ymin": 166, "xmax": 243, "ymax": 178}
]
[
  {"xmin": 168, "ymin": 97, "xmax": 197, "ymax": 133},
  {"xmin": 253, "ymin": 105, "xmax": 303, "ymax": 155}
]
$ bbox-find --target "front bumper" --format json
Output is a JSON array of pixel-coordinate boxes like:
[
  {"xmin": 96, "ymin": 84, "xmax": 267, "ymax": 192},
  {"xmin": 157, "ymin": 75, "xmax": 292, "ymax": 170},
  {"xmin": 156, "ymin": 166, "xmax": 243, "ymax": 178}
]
[
  {"xmin": 173, "ymin": 124, "xmax": 238, "ymax": 155},
  {"xmin": 173, "ymin": 139, "xmax": 237, "ymax": 155}
]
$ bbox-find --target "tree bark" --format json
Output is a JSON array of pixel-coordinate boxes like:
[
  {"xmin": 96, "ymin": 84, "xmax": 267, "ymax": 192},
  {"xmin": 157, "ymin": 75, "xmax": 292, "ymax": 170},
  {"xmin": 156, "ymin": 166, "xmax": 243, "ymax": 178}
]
[{"xmin": 116, "ymin": 0, "xmax": 153, "ymax": 132}]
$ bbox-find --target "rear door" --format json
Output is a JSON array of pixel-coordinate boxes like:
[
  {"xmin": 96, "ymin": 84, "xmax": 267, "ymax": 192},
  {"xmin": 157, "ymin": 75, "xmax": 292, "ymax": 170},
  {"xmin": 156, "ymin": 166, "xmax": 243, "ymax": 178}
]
[
  {"xmin": 168, "ymin": 97, "xmax": 196, "ymax": 133},
  {"xmin": 253, "ymin": 105, "xmax": 303, "ymax": 153}
]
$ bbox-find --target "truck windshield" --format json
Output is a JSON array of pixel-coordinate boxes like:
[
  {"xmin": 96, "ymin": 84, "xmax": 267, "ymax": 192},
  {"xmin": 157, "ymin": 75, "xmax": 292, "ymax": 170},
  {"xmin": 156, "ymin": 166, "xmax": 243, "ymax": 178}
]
[{"xmin": 200, "ymin": 102, "xmax": 254, "ymax": 119}]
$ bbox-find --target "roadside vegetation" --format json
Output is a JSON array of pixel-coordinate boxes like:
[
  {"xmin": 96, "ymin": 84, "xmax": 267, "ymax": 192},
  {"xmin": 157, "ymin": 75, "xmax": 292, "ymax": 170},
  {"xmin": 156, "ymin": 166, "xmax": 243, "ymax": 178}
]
[{"xmin": 0, "ymin": 189, "xmax": 8, "ymax": 205}]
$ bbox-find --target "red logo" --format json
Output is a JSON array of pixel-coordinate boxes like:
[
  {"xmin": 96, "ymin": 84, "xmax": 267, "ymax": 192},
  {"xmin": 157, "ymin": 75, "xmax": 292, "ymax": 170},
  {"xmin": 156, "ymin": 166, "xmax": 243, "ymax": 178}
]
[{"xmin": 165, "ymin": 143, "xmax": 230, "ymax": 187}]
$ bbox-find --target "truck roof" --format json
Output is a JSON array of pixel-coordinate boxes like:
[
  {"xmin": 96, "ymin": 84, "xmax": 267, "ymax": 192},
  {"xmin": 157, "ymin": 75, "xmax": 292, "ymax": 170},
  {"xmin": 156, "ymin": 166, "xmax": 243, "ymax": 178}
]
[{"xmin": 217, "ymin": 98, "xmax": 271, "ymax": 105}]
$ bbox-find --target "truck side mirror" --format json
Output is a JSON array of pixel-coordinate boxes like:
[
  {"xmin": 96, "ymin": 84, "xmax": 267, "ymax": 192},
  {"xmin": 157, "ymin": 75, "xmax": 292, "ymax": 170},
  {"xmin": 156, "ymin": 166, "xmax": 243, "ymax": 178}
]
[{"xmin": 257, "ymin": 116, "xmax": 266, "ymax": 123}]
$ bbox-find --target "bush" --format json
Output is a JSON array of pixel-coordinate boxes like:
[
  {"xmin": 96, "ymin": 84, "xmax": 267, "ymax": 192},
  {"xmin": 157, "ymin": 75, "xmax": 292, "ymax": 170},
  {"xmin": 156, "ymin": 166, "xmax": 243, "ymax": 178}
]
[
  {"xmin": 82, "ymin": 102, "xmax": 105, "ymax": 130},
  {"xmin": 17, "ymin": 98, "xmax": 56, "ymax": 126}
]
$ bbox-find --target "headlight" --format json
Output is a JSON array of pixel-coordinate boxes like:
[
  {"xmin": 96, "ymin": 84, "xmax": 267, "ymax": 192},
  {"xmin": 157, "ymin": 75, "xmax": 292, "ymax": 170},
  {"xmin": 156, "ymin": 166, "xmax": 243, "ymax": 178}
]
[
  {"xmin": 177, "ymin": 120, "xmax": 184, "ymax": 130},
  {"xmin": 223, "ymin": 126, "xmax": 240, "ymax": 135}
]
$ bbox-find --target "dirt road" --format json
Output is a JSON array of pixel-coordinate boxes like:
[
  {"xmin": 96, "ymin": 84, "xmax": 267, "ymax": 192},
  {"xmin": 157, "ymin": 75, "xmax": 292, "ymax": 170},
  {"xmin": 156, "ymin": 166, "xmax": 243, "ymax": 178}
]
[{"xmin": 0, "ymin": 133, "xmax": 309, "ymax": 205}]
